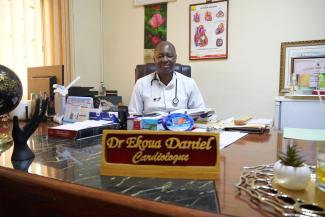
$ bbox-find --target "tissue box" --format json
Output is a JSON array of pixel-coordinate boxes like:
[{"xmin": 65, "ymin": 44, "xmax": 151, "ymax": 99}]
[{"xmin": 141, "ymin": 118, "xmax": 158, "ymax": 130}]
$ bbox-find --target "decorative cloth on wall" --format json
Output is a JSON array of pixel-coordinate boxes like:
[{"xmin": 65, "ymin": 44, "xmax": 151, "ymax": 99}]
[{"xmin": 144, "ymin": 3, "xmax": 167, "ymax": 63}]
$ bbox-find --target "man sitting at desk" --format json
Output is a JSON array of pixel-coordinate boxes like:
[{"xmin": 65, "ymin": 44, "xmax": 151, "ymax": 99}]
[{"xmin": 129, "ymin": 41, "xmax": 205, "ymax": 115}]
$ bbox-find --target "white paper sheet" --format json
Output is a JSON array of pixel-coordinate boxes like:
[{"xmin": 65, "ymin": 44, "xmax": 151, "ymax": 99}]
[
  {"xmin": 192, "ymin": 128, "xmax": 247, "ymax": 149},
  {"xmin": 247, "ymin": 118, "xmax": 273, "ymax": 126},
  {"xmin": 50, "ymin": 120, "xmax": 113, "ymax": 131},
  {"xmin": 220, "ymin": 131, "xmax": 247, "ymax": 149}
]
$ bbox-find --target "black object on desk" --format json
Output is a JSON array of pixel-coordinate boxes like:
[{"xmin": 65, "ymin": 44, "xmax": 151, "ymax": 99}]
[
  {"xmin": 118, "ymin": 105, "xmax": 128, "ymax": 130},
  {"xmin": 12, "ymin": 159, "xmax": 33, "ymax": 171},
  {"xmin": 106, "ymin": 90, "xmax": 118, "ymax": 96},
  {"xmin": 223, "ymin": 126, "xmax": 268, "ymax": 134},
  {"xmin": 68, "ymin": 86, "xmax": 97, "ymax": 97},
  {"xmin": 11, "ymin": 98, "xmax": 48, "ymax": 161}
]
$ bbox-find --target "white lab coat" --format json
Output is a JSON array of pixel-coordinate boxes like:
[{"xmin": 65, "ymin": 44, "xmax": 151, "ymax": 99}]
[{"xmin": 129, "ymin": 72, "xmax": 205, "ymax": 114}]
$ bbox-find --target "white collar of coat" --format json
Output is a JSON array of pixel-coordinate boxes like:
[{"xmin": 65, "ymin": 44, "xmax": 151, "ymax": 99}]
[{"xmin": 154, "ymin": 71, "xmax": 177, "ymax": 87}]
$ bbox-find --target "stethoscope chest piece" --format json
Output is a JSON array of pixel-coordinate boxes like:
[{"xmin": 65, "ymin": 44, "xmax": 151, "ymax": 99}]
[{"xmin": 172, "ymin": 97, "xmax": 179, "ymax": 106}]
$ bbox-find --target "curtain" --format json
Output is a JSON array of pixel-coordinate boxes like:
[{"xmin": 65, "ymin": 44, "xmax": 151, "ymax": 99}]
[
  {"xmin": 0, "ymin": 0, "xmax": 71, "ymax": 99},
  {"xmin": 0, "ymin": 0, "xmax": 44, "ymax": 99},
  {"xmin": 42, "ymin": 0, "xmax": 71, "ymax": 85}
]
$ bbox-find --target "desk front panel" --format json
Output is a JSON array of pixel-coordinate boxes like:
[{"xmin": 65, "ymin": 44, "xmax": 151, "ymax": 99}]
[
  {"xmin": 0, "ymin": 121, "xmax": 298, "ymax": 217},
  {"xmin": 0, "ymin": 122, "xmax": 219, "ymax": 215}
]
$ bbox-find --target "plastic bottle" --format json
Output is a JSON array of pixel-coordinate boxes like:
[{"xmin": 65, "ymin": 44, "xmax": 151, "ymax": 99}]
[
  {"xmin": 98, "ymin": 82, "xmax": 107, "ymax": 96},
  {"xmin": 54, "ymin": 92, "xmax": 66, "ymax": 117},
  {"xmin": 290, "ymin": 73, "xmax": 297, "ymax": 95}
]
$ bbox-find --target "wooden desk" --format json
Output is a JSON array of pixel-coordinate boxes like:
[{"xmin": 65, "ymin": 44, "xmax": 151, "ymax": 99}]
[
  {"xmin": 0, "ymin": 122, "xmax": 310, "ymax": 217},
  {"xmin": 216, "ymin": 130, "xmax": 279, "ymax": 217}
]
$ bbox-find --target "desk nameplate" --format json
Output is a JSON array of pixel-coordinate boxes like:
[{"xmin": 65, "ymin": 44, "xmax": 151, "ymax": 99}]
[{"xmin": 100, "ymin": 130, "xmax": 220, "ymax": 179}]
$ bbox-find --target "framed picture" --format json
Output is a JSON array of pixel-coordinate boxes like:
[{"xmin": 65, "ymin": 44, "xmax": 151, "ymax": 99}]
[
  {"xmin": 189, "ymin": 0, "xmax": 229, "ymax": 60},
  {"xmin": 134, "ymin": 0, "xmax": 176, "ymax": 6},
  {"xmin": 279, "ymin": 39, "xmax": 325, "ymax": 94},
  {"xmin": 291, "ymin": 56, "xmax": 325, "ymax": 95}
]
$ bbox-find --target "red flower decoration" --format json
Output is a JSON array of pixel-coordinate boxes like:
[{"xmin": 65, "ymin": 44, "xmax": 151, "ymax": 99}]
[
  {"xmin": 148, "ymin": 13, "xmax": 165, "ymax": 29},
  {"xmin": 151, "ymin": 35, "xmax": 161, "ymax": 46}
]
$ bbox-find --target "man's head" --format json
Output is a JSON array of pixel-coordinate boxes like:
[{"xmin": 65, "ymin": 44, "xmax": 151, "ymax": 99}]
[{"xmin": 153, "ymin": 41, "xmax": 177, "ymax": 76}]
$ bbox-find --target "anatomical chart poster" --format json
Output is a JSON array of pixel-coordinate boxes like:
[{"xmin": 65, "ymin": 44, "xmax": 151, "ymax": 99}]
[{"xmin": 190, "ymin": 1, "xmax": 228, "ymax": 60}]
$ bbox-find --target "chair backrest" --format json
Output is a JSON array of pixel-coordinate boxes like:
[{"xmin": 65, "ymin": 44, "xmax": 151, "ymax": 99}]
[{"xmin": 135, "ymin": 63, "xmax": 191, "ymax": 82}]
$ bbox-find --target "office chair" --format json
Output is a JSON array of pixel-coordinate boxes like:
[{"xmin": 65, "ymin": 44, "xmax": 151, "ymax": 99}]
[{"xmin": 134, "ymin": 63, "xmax": 191, "ymax": 82}]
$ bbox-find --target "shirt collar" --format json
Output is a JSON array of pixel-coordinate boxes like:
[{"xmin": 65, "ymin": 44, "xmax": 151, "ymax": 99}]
[{"xmin": 154, "ymin": 71, "xmax": 177, "ymax": 87}]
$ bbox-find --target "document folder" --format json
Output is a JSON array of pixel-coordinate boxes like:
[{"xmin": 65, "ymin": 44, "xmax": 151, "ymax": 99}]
[{"xmin": 223, "ymin": 124, "xmax": 267, "ymax": 134}]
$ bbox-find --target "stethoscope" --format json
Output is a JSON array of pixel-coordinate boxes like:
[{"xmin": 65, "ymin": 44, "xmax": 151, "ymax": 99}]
[{"xmin": 151, "ymin": 72, "xmax": 179, "ymax": 106}]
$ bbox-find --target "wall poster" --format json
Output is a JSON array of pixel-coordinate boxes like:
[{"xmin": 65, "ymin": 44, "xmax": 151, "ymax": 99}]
[
  {"xmin": 189, "ymin": 1, "xmax": 228, "ymax": 60},
  {"xmin": 144, "ymin": 3, "xmax": 167, "ymax": 63}
]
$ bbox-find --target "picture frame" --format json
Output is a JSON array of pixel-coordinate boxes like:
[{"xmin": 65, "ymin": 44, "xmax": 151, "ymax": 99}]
[
  {"xmin": 189, "ymin": 0, "xmax": 229, "ymax": 60},
  {"xmin": 279, "ymin": 39, "xmax": 325, "ymax": 95},
  {"xmin": 291, "ymin": 56, "xmax": 325, "ymax": 95},
  {"xmin": 134, "ymin": 0, "xmax": 176, "ymax": 6}
]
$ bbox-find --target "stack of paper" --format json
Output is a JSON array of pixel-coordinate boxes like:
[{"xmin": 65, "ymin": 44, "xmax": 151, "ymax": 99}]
[{"xmin": 48, "ymin": 120, "xmax": 117, "ymax": 140}]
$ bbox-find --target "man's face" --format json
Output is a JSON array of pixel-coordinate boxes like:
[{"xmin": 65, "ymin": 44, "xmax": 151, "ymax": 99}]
[{"xmin": 153, "ymin": 43, "xmax": 177, "ymax": 75}]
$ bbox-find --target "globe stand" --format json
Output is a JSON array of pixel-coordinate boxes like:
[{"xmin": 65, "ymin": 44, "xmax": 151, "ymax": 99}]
[
  {"xmin": 12, "ymin": 159, "xmax": 33, "ymax": 171},
  {"xmin": 11, "ymin": 142, "xmax": 35, "ymax": 161},
  {"xmin": 10, "ymin": 99, "xmax": 48, "ymax": 162}
]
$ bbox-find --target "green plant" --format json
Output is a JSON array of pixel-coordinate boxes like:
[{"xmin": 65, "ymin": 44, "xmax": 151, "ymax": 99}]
[{"xmin": 279, "ymin": 144, "xmax": 305, "ymax": 167}]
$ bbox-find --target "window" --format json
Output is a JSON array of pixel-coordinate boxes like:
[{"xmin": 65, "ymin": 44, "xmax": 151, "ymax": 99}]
[{"xmin": 0, "ymin": 0, "xmax": 44, "ymax": 99}]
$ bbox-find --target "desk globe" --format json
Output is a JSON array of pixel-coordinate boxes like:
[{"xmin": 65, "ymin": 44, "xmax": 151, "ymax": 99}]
[{"xmin": 0, "ymin": 65, "xmax": 23, "ymax": 146}]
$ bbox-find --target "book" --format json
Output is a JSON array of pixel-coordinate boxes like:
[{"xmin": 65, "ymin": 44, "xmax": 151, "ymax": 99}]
[
  {"xmin": 223, "ymin": 123, "xmax": 267, "ymax": 134},
  {"xmin": 48, "ymin": 120, "xmax": 119, "ymax": 140}
]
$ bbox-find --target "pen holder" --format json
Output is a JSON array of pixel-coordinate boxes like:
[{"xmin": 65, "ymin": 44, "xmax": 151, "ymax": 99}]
[{"xmin": 118, "ymin": 105, "xmax": 128, "ymax": 130}]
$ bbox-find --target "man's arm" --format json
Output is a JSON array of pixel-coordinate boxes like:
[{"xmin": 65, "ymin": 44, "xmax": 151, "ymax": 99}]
[
  {"xmin": 128, "ymin": 81, "xmax": 144, "ymax": 114},
  {"xmin": 187, "ymin": 80, "xmax": 206, "ymax": 109}
]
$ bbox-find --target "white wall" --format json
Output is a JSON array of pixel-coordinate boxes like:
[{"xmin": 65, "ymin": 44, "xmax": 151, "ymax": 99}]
[
  {"xmin": 70, "ymin": 0, "xmax": 102, "ymax": 87},
  {"xmin": 78, "ymin": 0, "xmax": 325, "ymax": 119}
]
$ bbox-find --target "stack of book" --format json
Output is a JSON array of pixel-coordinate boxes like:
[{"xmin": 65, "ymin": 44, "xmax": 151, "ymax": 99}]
[{"xmin": 48, "ymin": 120, "xmax": 119, "ymax": 140}]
